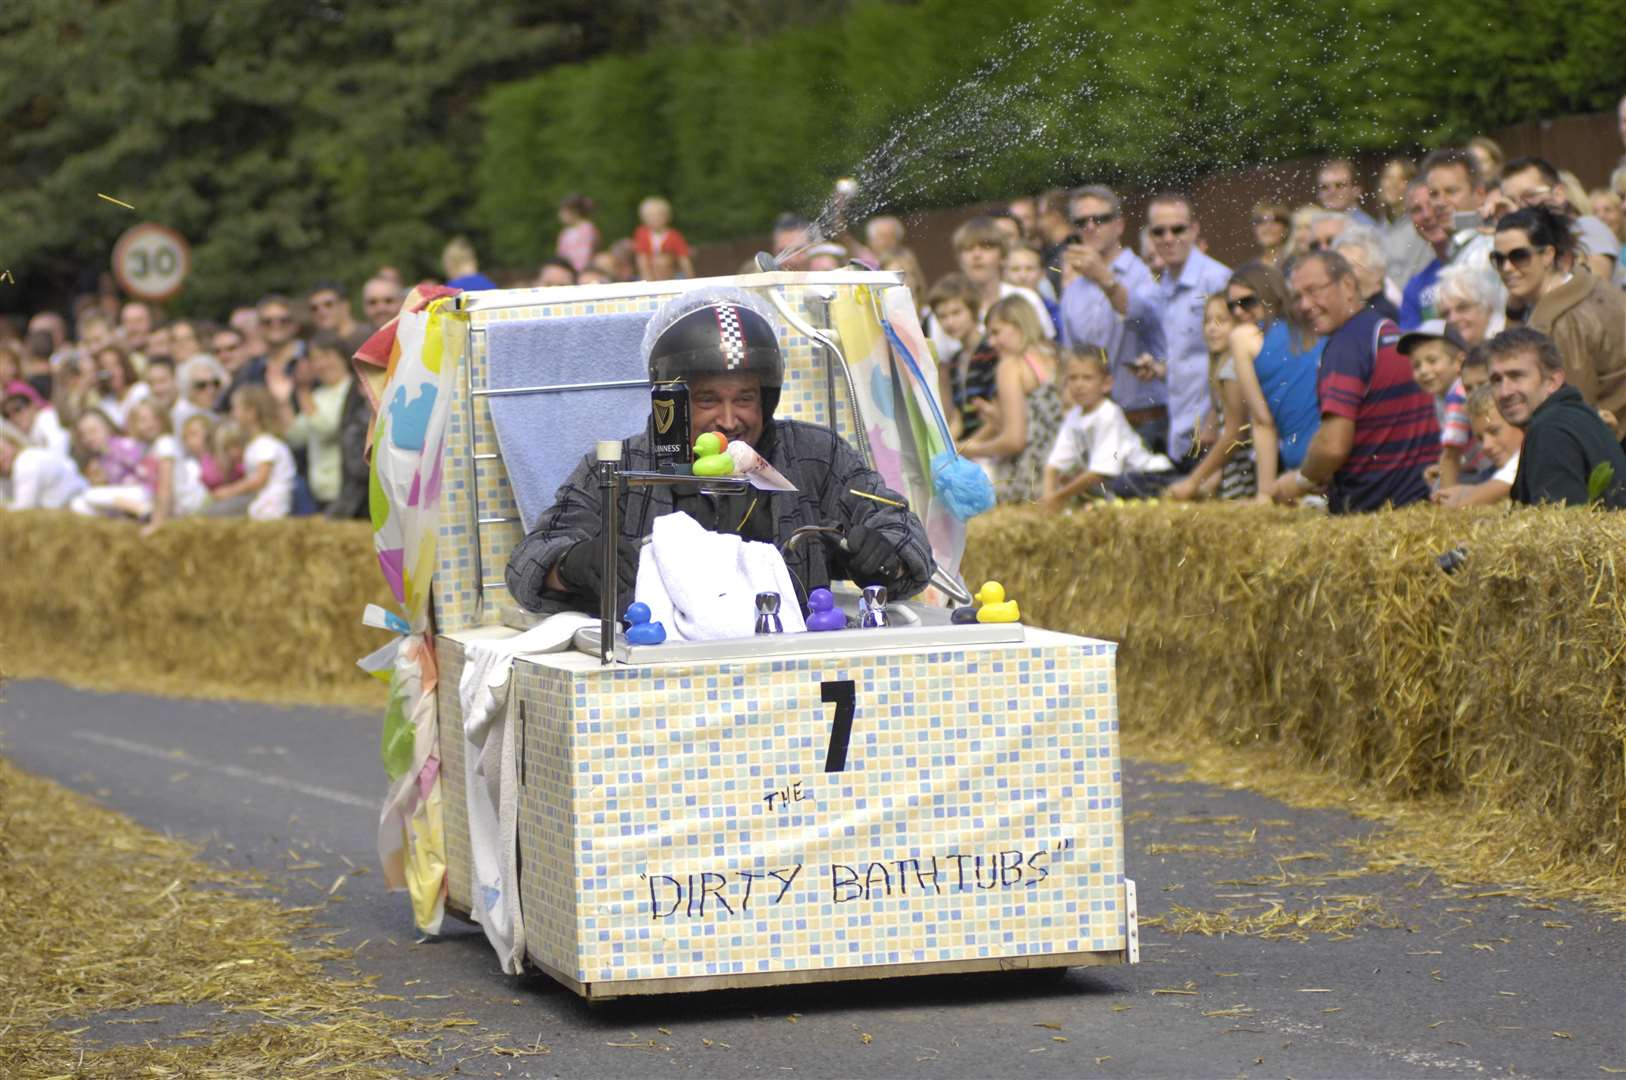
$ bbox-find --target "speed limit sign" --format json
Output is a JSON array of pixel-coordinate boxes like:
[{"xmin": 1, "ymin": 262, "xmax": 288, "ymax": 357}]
[{"xmin": 112, "ymin": 223, "xmax": 191, "ymax": 302}]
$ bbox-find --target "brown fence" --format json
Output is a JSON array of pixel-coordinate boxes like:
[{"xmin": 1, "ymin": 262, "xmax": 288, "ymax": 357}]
[{"xmin": 696, "ymin": 109, "xmax": 1622, "ymax": 282}]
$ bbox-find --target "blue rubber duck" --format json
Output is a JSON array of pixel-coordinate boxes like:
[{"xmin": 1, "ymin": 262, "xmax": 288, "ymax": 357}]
[
  {"xmin": 805, "ymin": 588, "xmax": 847, "ymax": 632},
  {"xmin": 623, "ymin": 602, "xmax": 667, "ymax": 645}
]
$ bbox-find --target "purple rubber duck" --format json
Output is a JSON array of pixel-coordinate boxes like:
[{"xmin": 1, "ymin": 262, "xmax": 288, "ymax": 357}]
[{"xmin": 805, "ymin": 588, "xmax": 846, "ymax": 632}]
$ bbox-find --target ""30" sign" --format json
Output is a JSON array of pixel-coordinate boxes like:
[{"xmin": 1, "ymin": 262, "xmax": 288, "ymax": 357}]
[{"xmin": 112, "ymin": 223, "xmax": 191, "ymax": 302}]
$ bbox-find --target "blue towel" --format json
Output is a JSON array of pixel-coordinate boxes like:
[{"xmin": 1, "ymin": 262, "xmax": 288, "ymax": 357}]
[{"xmin": 486, "ymin": 312, "xmax": 652, "ymax": 531}]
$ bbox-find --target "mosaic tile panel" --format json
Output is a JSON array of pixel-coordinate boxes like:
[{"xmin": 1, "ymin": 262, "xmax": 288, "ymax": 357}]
[
  {"xmin": 514, "ymin": 661, "xmax": 582, "ymax": 978},
  {"xmin": 434, "ymin": 286, "xmax": 863, "ymax": 634},
  {"xmin": 512, "ymin": 635, "xmax": 1126, "ymax": 986},
  {"xmin": 435, "ymin": 639, "xmax": 473, "ymax": 916}
]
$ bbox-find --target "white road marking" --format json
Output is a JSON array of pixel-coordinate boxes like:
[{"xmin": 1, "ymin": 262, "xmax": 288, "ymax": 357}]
[{"xmin": 72, "ymin": 730, "xmax": 375, "ymax": 809}]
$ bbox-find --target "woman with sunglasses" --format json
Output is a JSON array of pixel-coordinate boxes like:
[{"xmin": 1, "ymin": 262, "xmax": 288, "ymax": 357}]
[
  {"xmin": 1169, "ymin": 262, "xmax": 1324, "ymax": 502},
  {"xmin": 173, "ymin": 353, "xmax": 229, "ymax": 431},
  {"xmin": 1494, "ymin": 206, "xmax": 1626, "ymax": 436}
]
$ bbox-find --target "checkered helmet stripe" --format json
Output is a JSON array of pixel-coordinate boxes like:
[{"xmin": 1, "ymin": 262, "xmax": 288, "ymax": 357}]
[{"xmin": 714, "ymin": 304, "xmax": 747, "ymax": 370}]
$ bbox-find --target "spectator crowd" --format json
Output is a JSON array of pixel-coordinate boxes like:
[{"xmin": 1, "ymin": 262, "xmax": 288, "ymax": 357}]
[{"xmin": 7, "ymin": 99, "xmax": 1626, "ymax": 523}]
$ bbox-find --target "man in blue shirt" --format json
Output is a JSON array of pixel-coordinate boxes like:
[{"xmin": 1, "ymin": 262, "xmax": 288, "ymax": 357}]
[
  {"xmin": 1057, "ymin": 185, "xmax": 1168, "ymax": 453},
  {"xmin": 1398, "ymin": 179, "xmax": 1449, "ymax": 329},
  {"xmin": 1147, "ymin": 192, "xmax": 1231, "ymax": 465}
]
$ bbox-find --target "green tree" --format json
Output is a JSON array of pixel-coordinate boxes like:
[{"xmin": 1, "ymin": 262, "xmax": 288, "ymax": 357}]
[{"xmin": 0, "ymin": 0, "xmax": 601, "ymax": 315}]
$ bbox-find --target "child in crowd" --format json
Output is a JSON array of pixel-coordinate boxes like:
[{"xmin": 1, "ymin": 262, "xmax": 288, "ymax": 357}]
[
  {"xmin": 1398, "ymin": 321, "xmax": 1471, "ymax": 487},
  {"xmin": 1040, "ymin": 347, "xmax": 1175, "ymax": 511},
  {"xmin": 74, "ymin": 399, "xmax": 207, "ymax": 525},
  {"xmin": 555, "ymin": 193, "xmax": 600, "ymax": 273},
  {"xmin": 180, "ymin": 414, "xmax": 227, "ymax": 491},
  {"xmin": 634, "ymin": 197, "xmax": 694, "ymax": 281},
  {"xmin": 1168, "ymin": 294, "xmax": 1256, "ymax": 500},
  {"xmin": 926, "ymin": 273, "xmax": 996, "ymax": 441},
  {"xmin": 1432, "ymin": 385, "xmax": 1523, "ymax": 507},
  {"xmin": 130, "ymin": 399, "xmax": 207, "ymax": 527},
  {"xmin": 956, "ymin": 297, "xmax": 1064, "ymax": 503},
  {"xmin": 69, "ymin": 404, "xmax": 153, "ymax": 517},
  {"xmin": 209, "ymin": 420, "xmax": 248, "ymax": 493},
  {"xmin": 71, "ymin": 408, "xmax": 145, "ymax": 488},
  {"xmin": 1440, "ymin": 344, "xmax": 1494, "ymax": 482},
  {"xmin": 202, "ymin": 386, "xmax": 295, "ymax": 519},
  {"xmin": 1003, "ymin": 242, "xmax": 1061, "ymax": 326},
  {"xmin": 94, "ymin": 343, "xmax": 148, "ymax": 429}
]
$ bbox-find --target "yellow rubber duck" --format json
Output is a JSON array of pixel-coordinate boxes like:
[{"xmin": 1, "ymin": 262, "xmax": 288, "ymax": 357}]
[{"xmin": 973, "ymin": 580, "xmax": 1020, "ymax": 623}]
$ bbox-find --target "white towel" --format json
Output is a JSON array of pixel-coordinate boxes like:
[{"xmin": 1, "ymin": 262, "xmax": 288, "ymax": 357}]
[
  {"xmin": 635, "ymin": 511, "xmax": 806, "ymax": 641},
  {"xmin": 457, "ymin": 613, "xmax": 593, "ymax": 974}
]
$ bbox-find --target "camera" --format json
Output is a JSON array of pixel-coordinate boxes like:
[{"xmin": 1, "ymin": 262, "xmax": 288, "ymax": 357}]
[{"xmin": 1435, "ymin": 545, "xmax": 1469, "ymax": 575}]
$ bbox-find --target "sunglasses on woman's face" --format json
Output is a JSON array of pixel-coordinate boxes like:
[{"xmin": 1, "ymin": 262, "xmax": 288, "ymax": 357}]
[
  {"xmin": 194, "ymin": 379, "xmax": 222, "ymax": 391},
  {"xmin": 1251, "ymin": 215, "xmax": 1287, "ymax": 227},
  {"xmin": 1227, "ymin": 295, "xmax": 1262, "ymax": 315},
  {"xmin": 1489, "ymin": 245, "xmax": 1544, "ymax": 272}
]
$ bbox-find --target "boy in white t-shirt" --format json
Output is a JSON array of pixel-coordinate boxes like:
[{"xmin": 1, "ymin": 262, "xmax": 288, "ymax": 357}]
[{"xmin": 1041, "ymin": 347, "xmax": 1174, "ymax": 511}]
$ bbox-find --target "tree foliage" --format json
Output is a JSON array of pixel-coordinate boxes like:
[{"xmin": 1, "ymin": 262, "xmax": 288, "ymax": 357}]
[
  {"xmin": 475, "ymin": 0, "xmax": 1626, "ymax": 258},
  {"xmin": 0, "ymin": 0, "xmax": 644, "ymax": 314},
  {"xmin": 4, "ymin": 0, "xmax": 1623, "ymax": 315}
]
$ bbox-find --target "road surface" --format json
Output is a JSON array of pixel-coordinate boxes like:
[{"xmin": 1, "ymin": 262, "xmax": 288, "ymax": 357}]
[{"xmin": 3, "ymin": 679, "xmax": 1621, "ymax": 1078}]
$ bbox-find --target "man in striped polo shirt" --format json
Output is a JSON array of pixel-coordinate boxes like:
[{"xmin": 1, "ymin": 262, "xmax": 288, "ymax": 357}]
[{"xmin": 1271, "ymin": 250, "xmax": 1440, "ymax": 512}]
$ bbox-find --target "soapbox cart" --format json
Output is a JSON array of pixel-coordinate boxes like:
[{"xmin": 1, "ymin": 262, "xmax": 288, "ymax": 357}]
[{"xmin": 368, "ymin": 269, "xmax": 1138, "ymax": 999}]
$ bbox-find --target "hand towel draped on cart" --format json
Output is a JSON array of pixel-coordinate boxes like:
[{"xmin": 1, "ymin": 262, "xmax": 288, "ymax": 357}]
[{"xmin": 456, "ymin": 613, "xmax": 594, "ymax": 973}]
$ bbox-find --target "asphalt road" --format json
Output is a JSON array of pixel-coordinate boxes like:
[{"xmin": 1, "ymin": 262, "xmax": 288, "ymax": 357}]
[{"xmin": 3, "ymin": 678, "xmax": 1622, "ymax": 1079}]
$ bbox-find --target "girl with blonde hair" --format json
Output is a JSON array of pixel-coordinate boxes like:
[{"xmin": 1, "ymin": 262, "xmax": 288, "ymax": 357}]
[{"xmin": 956, "ymin": 295, "xmax": 1065, "ymax": 503}]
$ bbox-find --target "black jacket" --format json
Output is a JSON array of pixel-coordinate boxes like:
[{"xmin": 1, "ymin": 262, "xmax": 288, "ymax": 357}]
[
  {"xmin": 1511, "ymin": 384, "xmax": 1626, "ymax": 508},
  {"xmin": 506, "ymin": 419, "xmax": 936, "ymax": 615}
]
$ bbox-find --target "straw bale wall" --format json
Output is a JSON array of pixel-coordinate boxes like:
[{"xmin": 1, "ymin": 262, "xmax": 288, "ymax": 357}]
[
  {"xmin": 0, "ymin": 513, "xmax": 392, "ymax": 707},
  {"xmin": 964, "ymin": 503, "xmax": 1626, "ymax": 884}
]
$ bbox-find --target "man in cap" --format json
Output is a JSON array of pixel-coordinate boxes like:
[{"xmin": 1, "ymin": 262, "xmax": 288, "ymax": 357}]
[{"xmin": 507, "ymin": 287, "xmax": 935, "ymax": 617}]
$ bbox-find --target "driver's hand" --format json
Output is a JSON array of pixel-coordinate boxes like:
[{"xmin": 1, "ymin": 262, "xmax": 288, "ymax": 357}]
[{"xmin": 843, "ymin": 521, "xmax": 918, "ymax": 586}]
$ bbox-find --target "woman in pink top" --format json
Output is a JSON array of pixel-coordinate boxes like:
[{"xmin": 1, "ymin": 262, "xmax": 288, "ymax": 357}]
[{"xmin": 555, "ymin": 193, "xmax": 601, "ymax": 274}]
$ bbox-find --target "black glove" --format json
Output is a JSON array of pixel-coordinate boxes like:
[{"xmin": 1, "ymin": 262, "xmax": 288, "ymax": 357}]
[
  {"xmin": 556, "ymin": 535, "xmax": 643, "ymax": 606},
  {"xmin": 555, "ymin": 537, "xmax": 604, "ymax": 597},
  {"xmin": 843, "ymin": 521, "xmax": 909, "ymax": 585}
]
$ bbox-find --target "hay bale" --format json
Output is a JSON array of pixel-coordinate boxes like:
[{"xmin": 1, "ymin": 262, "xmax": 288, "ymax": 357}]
[
  {"xmin": 0, "ymin": 512, "xmax": 394, "ymax": 707},
  {"xmin": 964, "ymin": 502, "xmax": 1626, "ymax": 898}
]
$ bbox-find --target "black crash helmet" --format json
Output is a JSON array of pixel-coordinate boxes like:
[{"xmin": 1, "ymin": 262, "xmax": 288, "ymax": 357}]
[{"xmin": 646, "ymin": 300, "xmax": 784, "ymax": 391}]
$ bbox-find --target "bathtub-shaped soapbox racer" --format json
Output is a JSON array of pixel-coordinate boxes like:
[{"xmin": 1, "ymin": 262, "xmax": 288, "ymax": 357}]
[{"xmin": 362, "ymin": 269, "xmax": 1138, "ymax": 999}]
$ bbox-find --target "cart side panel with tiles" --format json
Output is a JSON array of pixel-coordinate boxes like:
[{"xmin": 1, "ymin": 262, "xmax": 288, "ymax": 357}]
[{"xmin": 425, "ymin": 271, "xmax": 1137, "ymax": 997}]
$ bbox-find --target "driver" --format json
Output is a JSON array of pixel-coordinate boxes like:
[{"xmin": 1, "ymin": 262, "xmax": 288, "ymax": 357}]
[{"xmin": 506, "ymin": 287, "xmax": 936, "ymax": 617}]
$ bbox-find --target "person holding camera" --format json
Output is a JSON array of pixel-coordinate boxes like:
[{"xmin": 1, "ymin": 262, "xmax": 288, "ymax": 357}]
[{"xmin": 1056, "ymin": 185, "xmax": 1168, "ymax": 454}]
